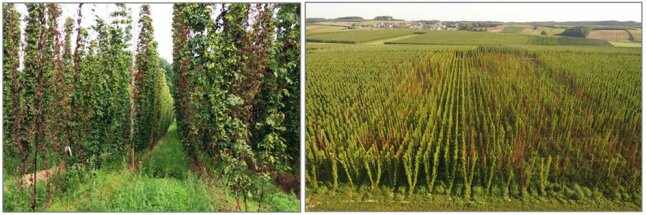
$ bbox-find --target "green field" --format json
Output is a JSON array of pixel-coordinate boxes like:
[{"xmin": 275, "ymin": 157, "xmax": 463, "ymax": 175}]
[
  {"xmin": 539, "ymin": 27, "xmax": 566, "ymax": 36},
  {"xmin": 383, "ymin": 30, "xmax": 611, "ymax": 46},
  {"xmin": 609, "ymin": 41, "xmax": 642, "ymax": 48},
  {"xmin": 306, "ymin": 27, "xmax": 641, "ymax": 211},
  {"xmin": 306, "ymin": 29, "xmax": 419, "ymax": 44},
  {"xmin": 501, "ymin": 26, "xmax": 526, "ymax": 33}
]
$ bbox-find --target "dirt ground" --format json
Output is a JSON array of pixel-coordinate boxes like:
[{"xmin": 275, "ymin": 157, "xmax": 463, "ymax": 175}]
[
  {"xmin": 274, "ymin": 173, "xmax": 300, "ymax": 197},
  {"xmin": 487, "ymin": 26, "xmax": 506, "ymax": 33},
  {"xmin": 19, "ymin": 165, "xmax": 64, "ymax": 188}
]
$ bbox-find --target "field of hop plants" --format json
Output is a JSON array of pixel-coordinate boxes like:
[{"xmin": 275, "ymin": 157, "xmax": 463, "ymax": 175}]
[
  {"xmin": 3, "ymin": 3, "xmax": 300, "ymax": 212},
  {"xmin": 306, "ymin": 30, "xmax": 641, "ymax": 210},
  {"xmin": 384, "ymin": 30, "xmax": 612, "ymax": 46}
]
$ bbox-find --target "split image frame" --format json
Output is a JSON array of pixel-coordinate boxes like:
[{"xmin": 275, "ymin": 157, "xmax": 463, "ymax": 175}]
[{"xmin": 1, "ymin": 1, "xmax": 643, "ymax": 212}]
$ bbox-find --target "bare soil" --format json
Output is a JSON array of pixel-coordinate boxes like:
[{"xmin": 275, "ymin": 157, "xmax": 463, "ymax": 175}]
[
  {"xmin": 274, "ymin": 173, "xmax": 300, "ymax": 197},
  {"xmin": 19, "ymin": 165, "xmax": 64, "ymax": 188}
]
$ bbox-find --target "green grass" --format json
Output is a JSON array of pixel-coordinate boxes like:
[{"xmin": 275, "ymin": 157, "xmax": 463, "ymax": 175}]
[
  {"xmin": 609, "ymin": 41, "xmax": 642, "ymax": 48},
  {"xmin": 5, "ymin": 122, "xmax": 300, "ymax": 212},
  {"xmin": 141, "ymin": 123, "xmax": 189, "ymax": 179},
  {"xmin": 306, "ymin": 29, "xmax": 418, "ymax": 44},
  {"xmin": 384, "ymin": 30, "xmax": 610, "ymax": 46},
  {"xmin": 501, "ymin": 26, "xmax": 525, "ymax": 33},
  {"xmin": 3, "ymin": 177, "xmax": 48, "ymax": 211},
  {"xmin": 86, "ymin": 173, "xmax": 214, "ymax": 212},
  {"xmin": 266, "ymin": 190, "xmax": 301, "ymax": 211},
  {"xmin": 42, "ymin": 168, "xmax": 215, "ymax": 212},
  {"xmin": 307, "ymin": 186, "xmax": 640, "ymax": 211}
]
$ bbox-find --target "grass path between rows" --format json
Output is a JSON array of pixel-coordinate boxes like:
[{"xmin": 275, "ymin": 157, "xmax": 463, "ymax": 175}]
[
  {"xmin": 41, "ymin": 122, "xmax": 299, "ymax": 212},
  {"xmin": 47, "ymin": 123, "xmax": 215, "ymax": 211}
]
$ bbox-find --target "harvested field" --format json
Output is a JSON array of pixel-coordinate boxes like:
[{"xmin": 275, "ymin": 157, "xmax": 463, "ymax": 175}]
[{"xmin": 586, "ymin": 30, "xmax": 631, "ymax": 41}]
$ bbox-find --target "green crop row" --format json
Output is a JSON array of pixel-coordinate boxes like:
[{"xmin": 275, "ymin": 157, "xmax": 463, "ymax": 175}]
[{"xmin": 306, "ymin": 45, "xmax": 641, "ymax": 203}]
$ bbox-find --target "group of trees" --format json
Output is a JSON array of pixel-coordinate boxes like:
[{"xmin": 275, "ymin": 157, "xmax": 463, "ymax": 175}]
[
  {"xmin": 3, "ymin": 3, "xmax": 173, "ymax": 210},
  {"xmin": 171, "ymin": 3, "xmax": 300, "ymax": 210},
  {"xmin": 561, "ymin": 26, "xmax": 592, "ymax": 37},
  {"xmin": 374, "ymin": 16, "xmax": 401, "ymax": 21},
  {"xmin": 374, "ymin": 16, "xmax": 393, "ymax": 20},
  {"xmin": 335, "ymin": 16, "xmax": 364, "ymax": 21},
  {"xmin": 456, "ymin": 23, "xmax": 492, "ymax": 32}
]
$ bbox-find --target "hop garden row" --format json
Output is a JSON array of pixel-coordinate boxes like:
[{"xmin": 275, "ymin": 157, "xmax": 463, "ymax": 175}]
[{"xmin": 306, "ymin": 45, "xmax": 640, "ymax": 202}]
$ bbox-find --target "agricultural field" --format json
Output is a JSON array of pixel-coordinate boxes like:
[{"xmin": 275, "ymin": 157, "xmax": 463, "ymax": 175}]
[
  {"xmin": 609, "ymin": 41, "xmax": 642, "ymax": 48},
  {"xmin": 306, "ymin": 25, "xmax": 641, "ymax": 211},
  {"xmin": 628, "ymin": 29, "xmax": 642, "ymax": 42},
  {"xmin": 518, "ymin": 26, "xmax": 563, "ymax": 36},
  {"xmin": 306, "ymin": 24, "xmax": 348, "ymax": 37},
  {"xmin": 306, "ymin": 29, "xmax": 419, "ymax": 44},
  {"xmin": 500, "ymin": 26, "xmax": 525, "ymax": 33},
  {"xmin": 485, "ymin": 25, "xmax": 506, "ymax": 33},
  {"xmin": 384, "ymin": 30, "xmax": 611, "ymax": 46},
  {"xmin": 3, "ymin": 3, "xmax": 300, "ymax": 212},
  {"xmin": 586, "ymin": 30, "xmax": 631, "ymax": 41},
  {"xmin": 582, "ymin": 28, "xmax": 642, "ymax": 47},
  {"xmin": 539, "ymin": 27, "xmax": 566, "ymax": 36}
]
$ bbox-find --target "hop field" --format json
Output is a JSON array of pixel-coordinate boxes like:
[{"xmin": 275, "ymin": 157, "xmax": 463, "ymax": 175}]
[
  {"xmin": 384, "ymin": 30, "xmax": 611, "ymax": 46},
  {"xmin": 3, "ymin": 3, "xmax": 300, "ymax": 212},
  {"xmin": 305, "ymin": 43, "xmax": 641, "ymax": 210},
  {"xmin": 306, "ymin": 29, "xmax": 419, "ymax": 44}
]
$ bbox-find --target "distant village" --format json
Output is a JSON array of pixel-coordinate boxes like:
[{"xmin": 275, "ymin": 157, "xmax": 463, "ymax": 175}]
[
  {"xmin": 363, "ymin": 21, "xmax": 459, "ymax": 30},
  {"xmin": 308, "ymin": 16, "xmax": 501, "ymax": 31}
]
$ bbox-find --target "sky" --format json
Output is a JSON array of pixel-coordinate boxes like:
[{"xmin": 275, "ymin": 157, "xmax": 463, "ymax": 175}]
[
  {"xmin": 306, "ymin": 3, "xmax": 642, "ymax": 22},
  {"xmin": 15, "ymin": 3, "xmax": 174, "ymax": 62}
]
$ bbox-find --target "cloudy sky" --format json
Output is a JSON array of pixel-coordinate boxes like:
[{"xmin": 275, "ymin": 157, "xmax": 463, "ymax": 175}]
[
  {"xmin": 307, "ymin": 3, "xmax": 641, "ymax": 22},
  {"xmin": 15, "ymin": 3, "xmax": 174, "ymax": 62}
]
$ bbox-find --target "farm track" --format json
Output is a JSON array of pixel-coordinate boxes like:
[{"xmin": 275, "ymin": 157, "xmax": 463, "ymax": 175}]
[{"xmin": 136, "ymin": 131, "xmax": 171, "ymax": 170}]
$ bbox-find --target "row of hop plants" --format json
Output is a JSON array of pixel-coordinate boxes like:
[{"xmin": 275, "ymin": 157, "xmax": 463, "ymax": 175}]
[
  {"xmin": 306, "ymin": 45, "xmax": 640, "ymax": 202},
  {"xmin": 171, "ymin": 3, "xmax": 300, "ymax": 211},
  {"xmin": 2, "ymin": 3, "xmax": 174, "ymax": 211}
]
